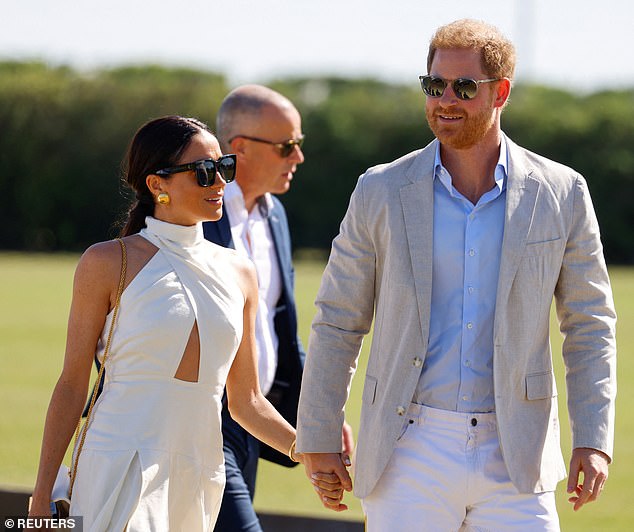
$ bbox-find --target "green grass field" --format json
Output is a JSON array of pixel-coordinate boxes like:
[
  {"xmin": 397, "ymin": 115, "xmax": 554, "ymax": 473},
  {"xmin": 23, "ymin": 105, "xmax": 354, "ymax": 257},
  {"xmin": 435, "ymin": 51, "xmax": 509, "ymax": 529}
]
[{"xmin": 1, "ymin": 253, "xmax": 632, "ymax": 529}]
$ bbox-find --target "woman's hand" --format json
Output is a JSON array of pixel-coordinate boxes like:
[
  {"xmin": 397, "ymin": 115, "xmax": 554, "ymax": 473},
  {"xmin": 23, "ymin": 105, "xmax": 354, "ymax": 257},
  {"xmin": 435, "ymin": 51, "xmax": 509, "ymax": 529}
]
[{"xmin": 302, "ymin": 452, "xmax": 353, "ymax": 511}]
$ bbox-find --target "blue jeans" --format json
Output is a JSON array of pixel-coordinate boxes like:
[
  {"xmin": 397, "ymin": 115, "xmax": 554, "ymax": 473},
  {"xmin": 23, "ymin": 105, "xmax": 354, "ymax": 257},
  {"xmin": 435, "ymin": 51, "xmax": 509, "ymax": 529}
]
[{"xmin": 214, "ymin": 406, "xmax": 262, "ymax": 532}]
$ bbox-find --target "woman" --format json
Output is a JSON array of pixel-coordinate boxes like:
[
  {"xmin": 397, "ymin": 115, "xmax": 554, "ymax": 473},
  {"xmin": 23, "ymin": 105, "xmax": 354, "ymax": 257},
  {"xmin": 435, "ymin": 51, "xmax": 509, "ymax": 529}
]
[{"xmin": 28, "ymin": 116, "xmax": 334, "ymax": 530}]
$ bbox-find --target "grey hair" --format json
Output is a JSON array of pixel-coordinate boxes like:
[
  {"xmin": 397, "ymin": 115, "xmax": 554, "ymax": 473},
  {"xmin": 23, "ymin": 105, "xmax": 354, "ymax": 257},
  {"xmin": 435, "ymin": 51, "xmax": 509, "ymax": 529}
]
[{"xmin": 216, "ymin": 85, "xmax": 292, "ymax": 153}]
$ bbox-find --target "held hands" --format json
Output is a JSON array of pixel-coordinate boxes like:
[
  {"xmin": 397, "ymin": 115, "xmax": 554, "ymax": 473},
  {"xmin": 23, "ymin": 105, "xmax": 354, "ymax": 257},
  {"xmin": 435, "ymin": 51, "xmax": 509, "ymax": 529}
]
[
  {"xmin": 297, "ymin": 421, "xmax": 354, "ymax": 512},
  {"xmin": 298, "ymin": 423, "xmax": 356, "ymax": 511},
  {"xmin": 567, "ymin": 447, "xmax": 610, "ymax": 511},
  {"xmin": 302, "ymin": 452, "xmax": 353, "ymax": 511}
]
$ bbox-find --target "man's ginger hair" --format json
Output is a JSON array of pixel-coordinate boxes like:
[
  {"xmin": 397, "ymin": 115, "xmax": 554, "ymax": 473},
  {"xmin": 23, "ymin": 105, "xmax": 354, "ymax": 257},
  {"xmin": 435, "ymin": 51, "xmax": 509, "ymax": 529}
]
[{"xmin": 427, "ymin": 19, "xmax": 516, "ymax": 80}]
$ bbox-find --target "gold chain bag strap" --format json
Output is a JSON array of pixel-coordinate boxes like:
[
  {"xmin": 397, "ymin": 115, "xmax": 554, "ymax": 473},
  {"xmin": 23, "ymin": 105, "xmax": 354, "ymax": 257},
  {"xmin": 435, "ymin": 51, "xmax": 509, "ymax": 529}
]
[
  {"xmin": 68, "ymin": 237, "xmax": 127, "ymax": 497},
  {"xmin": 48, "ymin": 238, "xmax": 127, "ymax": 517}
]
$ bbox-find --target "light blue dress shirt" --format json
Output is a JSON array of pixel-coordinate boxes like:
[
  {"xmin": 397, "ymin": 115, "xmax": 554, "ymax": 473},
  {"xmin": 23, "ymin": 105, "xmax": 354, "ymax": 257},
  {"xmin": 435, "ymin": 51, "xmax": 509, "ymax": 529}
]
[{"xmin": 413, "ymin": 138, "xmax": 508, "ymax": 412}]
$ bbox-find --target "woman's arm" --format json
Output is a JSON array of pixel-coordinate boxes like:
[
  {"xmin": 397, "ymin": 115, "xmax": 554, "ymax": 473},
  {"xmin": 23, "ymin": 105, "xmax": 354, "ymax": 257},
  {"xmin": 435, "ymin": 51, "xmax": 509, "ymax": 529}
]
[
  {"xmin": 28, "ymin": 241, "xmax": 121, "ymax": 516},
  {"xmin": 225, "ymin": 254, "xmax": 350, "ymax": 506},
  {"xmin": 225, "ymin": 257, "xmax": 298, "ymax": 458}
]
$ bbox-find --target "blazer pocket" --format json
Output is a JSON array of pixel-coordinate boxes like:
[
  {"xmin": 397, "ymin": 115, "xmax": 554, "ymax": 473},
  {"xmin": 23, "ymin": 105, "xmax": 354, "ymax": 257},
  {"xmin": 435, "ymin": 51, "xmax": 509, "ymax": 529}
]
[
  {"xmin": 525, "ymin": 371, "xmax": 556, "ymax": 400},
  {"xmin": 522, "ymin": 237, "xmax": 562, "ymax": 257},
  {"xmin": 362, "ymin": 375, "xmax": 378, "ymax": 405}
]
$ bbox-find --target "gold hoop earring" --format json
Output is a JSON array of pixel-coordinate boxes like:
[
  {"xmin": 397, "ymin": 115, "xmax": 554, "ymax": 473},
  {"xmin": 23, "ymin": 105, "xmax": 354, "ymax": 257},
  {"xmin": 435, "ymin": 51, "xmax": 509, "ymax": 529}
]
[{"xmin": 157, "ymin": 192, "xmax": 170, "ymax": 205}]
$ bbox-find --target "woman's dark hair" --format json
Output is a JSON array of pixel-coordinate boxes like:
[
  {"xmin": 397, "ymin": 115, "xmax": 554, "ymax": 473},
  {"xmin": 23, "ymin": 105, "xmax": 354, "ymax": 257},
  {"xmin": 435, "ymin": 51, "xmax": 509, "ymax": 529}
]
[{"xmin": 119, "ymin": 115, "xmax": 210, "ymax": 236}]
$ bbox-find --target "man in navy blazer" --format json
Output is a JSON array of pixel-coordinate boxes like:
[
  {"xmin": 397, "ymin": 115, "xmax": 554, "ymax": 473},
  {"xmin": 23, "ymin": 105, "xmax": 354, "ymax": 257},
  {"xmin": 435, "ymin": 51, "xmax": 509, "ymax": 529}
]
[{"xmin": 206, "ymin": 85, "xmax": 353, "ymax": 531}]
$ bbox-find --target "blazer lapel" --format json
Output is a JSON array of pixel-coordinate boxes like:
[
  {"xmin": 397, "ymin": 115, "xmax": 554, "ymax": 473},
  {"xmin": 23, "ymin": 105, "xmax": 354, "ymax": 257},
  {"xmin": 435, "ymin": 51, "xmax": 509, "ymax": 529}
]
[
  {"xmin": 494, "ymin": 140, "xmax": 540, "ymax": 327},
  {"xmin": 399, "ymin": 143, "xmax": 436, "ymax": 343},
  {"xmin": 267, "ymin": 204, "xmax": 293, "ymax": 297},
  {"xmin": 202, "ymin": 214, "xmax": 234, "ymax": 249}
]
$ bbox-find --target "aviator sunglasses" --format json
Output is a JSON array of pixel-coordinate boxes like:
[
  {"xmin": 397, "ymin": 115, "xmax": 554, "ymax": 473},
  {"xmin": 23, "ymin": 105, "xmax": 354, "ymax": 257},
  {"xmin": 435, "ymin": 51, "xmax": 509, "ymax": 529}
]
[
  {"xmin": 155, "ymin": 154, "xmax": 237, "ymax": 186},
  {"xmin": 419, "ymin": 75, "xmax": 500, "ymax": 101},
  {"xmin": 231, "ymin": 134, "xmax": 305, "ymax": 158}
]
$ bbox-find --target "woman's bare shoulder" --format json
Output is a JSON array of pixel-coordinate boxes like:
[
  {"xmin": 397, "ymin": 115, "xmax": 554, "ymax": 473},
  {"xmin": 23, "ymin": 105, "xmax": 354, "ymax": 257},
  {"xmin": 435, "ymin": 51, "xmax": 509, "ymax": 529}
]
[
  {"xmin": 67, "ymin": 240, "xmax": 124, "ymax": 304},
  {"xmin": 78, "ymin": 239, "xmax": 123, "ymax": 275}
]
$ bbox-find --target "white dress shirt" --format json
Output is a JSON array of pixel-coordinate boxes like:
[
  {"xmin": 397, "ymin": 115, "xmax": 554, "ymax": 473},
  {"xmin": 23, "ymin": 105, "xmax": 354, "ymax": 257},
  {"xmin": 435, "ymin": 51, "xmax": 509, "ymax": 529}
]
[{"xmin": 223, "ymin": 182, "xmax": 282, "ymax": 395}]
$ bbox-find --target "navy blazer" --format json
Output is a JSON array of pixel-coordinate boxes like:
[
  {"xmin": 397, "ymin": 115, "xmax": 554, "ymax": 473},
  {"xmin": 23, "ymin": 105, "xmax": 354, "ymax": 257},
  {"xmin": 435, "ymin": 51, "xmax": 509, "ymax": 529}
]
[{"xmin": 203, "ymin": 195, "xmax": 305, "ymax": 467}]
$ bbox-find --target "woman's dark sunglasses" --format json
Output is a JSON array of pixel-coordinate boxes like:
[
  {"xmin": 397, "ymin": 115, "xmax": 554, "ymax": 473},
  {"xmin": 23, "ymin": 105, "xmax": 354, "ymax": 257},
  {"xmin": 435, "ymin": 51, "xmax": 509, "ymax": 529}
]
[
  {"xmin": 155, "ymin": 154, "xmax": 236, "ymax": 187},
  {"xmin": 419, "ymin": 75, "xmax": 500, "ymax": 101},
  {"xmin": 230, "ymin": 134, "xmax": 305, "ymax": 158}
]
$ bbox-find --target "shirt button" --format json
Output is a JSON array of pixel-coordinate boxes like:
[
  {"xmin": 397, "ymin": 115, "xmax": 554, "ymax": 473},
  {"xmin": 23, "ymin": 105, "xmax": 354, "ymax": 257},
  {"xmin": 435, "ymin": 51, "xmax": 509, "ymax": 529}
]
[
  {"xmin": 464, "ymin": 360, "xmax": 471, "ymax": 367},
  {"xmin": 471, "ymin": 418, "xmax": 478, "ymax": 426},
  {"xmin": 467, "ymin": 322, "xmax": 474, "ymax": 329},
  {"xmin": 396, "ymin": 406, "xmax": 406, "ymax": 416},
  {"xmin": 468, "ymin": 286, "xmax": 474, "ymax": 294},
  {"xmin": 469, "ymin": 249, "xmax": 475, "ymax": 257},
  {"xmin": 413, "ymin": 357, "xmax": 423, "ymax": 367},
  {"xmin": 462, "ymin": 395, "xmax": 469, "ymax": 401}
]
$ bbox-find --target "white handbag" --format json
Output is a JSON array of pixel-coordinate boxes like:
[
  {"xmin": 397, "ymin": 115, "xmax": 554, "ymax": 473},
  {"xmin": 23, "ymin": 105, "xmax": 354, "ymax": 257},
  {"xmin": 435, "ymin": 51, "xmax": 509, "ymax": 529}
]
[{"xmin": 50, "ymin": 465, "xmax": 71, "ymax": 517}]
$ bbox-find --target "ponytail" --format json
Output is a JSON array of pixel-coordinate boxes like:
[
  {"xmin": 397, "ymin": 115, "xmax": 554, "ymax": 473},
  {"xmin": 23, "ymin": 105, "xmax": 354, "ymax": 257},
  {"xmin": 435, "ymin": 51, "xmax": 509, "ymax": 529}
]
[{"xmin": 120, "ymin": 195, "xmax": 154, "ymax": 237}]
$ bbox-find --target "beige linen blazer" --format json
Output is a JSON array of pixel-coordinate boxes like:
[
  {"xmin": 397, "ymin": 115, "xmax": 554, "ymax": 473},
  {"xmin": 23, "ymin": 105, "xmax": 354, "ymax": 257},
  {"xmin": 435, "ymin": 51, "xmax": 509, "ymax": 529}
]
[{"xmin": 296, "ymin": 137, "xmax": 616, "ymax": 498}]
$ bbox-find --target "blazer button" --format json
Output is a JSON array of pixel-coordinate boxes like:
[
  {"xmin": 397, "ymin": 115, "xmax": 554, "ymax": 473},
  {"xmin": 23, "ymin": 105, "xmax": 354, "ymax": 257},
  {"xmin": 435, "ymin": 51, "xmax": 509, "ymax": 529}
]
[
  {"xmin": 413, "ymin": 357, "xmax": 423, "ymax": 367},
  {"xmin": 396, "ymin": 406, "xmax": 406, "ymax": 416}
]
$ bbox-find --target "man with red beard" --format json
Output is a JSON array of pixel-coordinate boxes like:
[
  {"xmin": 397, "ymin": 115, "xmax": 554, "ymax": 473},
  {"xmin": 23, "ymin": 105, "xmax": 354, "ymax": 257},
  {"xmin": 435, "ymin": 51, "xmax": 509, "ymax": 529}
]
[{"xmin": 296, "ymin": 19, "xmax": 616, "ymax": 531}]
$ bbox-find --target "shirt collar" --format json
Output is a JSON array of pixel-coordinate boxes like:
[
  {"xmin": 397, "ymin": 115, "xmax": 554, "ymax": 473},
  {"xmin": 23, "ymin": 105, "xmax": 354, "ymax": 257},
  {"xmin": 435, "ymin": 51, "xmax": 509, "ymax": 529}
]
[
  {"xmin": 433, "ymin": 135, "xmax": 508, "ymax": 195},
  {"xmin": 224, "ymin": 182, "xmax": 274, "ymax": 219}
]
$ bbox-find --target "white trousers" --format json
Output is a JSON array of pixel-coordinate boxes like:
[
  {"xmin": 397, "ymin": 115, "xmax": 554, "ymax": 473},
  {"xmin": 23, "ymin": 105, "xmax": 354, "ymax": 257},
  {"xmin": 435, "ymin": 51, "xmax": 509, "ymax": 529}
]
[{"xmin": 361, "ymin": 404, "xmax": 560, "ymax": 531}]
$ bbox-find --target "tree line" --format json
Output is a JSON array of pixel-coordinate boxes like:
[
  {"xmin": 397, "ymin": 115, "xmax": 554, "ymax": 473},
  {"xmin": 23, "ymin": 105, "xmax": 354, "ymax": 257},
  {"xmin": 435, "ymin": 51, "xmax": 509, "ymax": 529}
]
[{"xmin": 1, "ymin": 61, "xmax": 632, "ymax": 263}]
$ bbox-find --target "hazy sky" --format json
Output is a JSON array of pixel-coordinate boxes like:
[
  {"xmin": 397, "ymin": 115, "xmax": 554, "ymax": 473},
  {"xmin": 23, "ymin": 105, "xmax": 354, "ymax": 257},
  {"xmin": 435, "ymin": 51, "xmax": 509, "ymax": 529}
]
[{"xmin": 2, "ymin": 0, "xmax": 632, "ymax": 92}]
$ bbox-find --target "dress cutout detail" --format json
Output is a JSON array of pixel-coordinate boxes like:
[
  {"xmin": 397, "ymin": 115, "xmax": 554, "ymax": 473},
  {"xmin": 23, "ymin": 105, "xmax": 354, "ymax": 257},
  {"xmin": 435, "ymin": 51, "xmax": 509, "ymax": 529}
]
[
  {"xmin": 70, "ymin": 217, "xmax": 244, "ymax": 531},
  {"xmin": 174, "ymin": 321, "xmax": 201, "ymax": 382}
]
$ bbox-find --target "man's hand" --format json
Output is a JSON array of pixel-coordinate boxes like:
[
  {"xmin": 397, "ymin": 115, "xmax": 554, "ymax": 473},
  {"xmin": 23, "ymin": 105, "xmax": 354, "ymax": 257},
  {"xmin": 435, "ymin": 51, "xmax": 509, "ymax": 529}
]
[
  {"xmin": 342, "ymin": 421, "xmax": 355, "ymax": 461},
  {"xmin": 567, "ymin": 447, "xmax": 610, "ymax": 511},
  {"xmin": 302, "ymin": 452, "xmax": 353, "ymax": 512}
]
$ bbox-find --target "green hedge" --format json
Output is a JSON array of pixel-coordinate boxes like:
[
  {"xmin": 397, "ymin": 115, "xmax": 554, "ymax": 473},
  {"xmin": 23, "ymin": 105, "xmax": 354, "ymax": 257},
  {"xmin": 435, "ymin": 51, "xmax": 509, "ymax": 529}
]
[{"xmin": 1, "ymin": 62, "xmax": 632, "ymax": 262}]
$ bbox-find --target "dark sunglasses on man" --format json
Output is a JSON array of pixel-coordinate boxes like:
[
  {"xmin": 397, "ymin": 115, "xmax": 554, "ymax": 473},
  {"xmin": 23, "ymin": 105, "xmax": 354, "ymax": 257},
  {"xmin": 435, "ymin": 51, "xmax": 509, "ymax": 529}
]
[
  {"xmin": 419, "ymin": 75, "xmax": 501, "ymax": 101},
  {"xmin": 155, "ymin": 154, "xmax": 237, "ymax": 187},
  {"xmin": 230, "ymin": 134, "xmax": 305, "ymax": 158}
]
